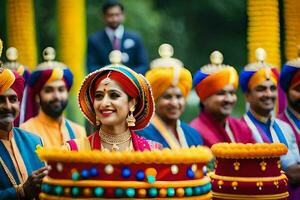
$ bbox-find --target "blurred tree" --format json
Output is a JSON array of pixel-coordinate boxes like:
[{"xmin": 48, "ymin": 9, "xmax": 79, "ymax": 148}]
[
  {"xmin": 0, "ymin": 0, "xmax": 7, "ymax": 47},
  {"xmin": 154, "ymin": 0, "xmax": 248, "ymax": 121},
  {"xmin": 35, "ymin": 0, "xmax": 58, "ymax": 61},
  {"xmin": 155, "ymin": 0, "xmax": 247, "ymax": 74}
]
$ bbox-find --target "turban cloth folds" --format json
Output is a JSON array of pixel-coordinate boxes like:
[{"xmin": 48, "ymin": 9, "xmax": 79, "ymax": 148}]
[
  {"xmin": 145, "ymin": 67, "xmax": 192, "ymax": 101},
  {"xmin": 193, "ymin": 67, "xmax": 238, "ymax": 101},
  {"xmin": 29, "ymin": 68, "xmax": 73, "ymax": 94},
  {"xmin": 78, "ymin": 65, "xmax": 154, "ymax": 131},
  {"xmin": 239, "ymin": 67, "xmax": 278, "ymax": 93},
  {"xmin": 91, "ymin": 71, "xmax": 139, "ymax": 102},
  {"xmin": 24, "ymin": 67, "xmax": 73, "ymax": 119},
  {"xmin": 280, "ymin": 64, "xmax": 300, "ymax": 92},
  {"xmin": 0, "ymin": 68, "xmax": 24, "ymax": 101}
]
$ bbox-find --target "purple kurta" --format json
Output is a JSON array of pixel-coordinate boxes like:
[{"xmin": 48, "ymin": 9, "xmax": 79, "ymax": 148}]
[{"xmin": 278, "ymin": 111, "xmax": 300, "ymax": 200}]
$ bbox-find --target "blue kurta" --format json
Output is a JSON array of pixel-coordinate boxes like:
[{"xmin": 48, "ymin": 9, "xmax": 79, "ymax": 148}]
[
  {"xmin": 243, "ymin": 111, "xmax": 300, "ymax": 170},
  {"xmin": 137, "ymin": 121, "xmax": 203, "ymax": 148},
  {"xmin": 0, "ymin": 128, "xmax": 44, "ymax": 199}
]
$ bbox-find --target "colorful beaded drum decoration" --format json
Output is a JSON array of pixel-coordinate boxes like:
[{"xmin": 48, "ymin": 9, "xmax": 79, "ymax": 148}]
[
  {"xmin": 37, "ymin": 146, "xmax": 213, "ymax": 199},
  {"xmin": 210, "ymin": 143, "xmax": 289, "ymax": 200}
]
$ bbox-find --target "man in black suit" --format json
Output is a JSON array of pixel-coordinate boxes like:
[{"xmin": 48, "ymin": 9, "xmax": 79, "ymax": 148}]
[{"xmin": 87, "ymin": 0, "xmax": 149, "ymax": 74}]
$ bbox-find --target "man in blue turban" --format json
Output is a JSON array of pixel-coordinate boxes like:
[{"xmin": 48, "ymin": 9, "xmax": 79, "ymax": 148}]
[{"xmin": 20, "ymin": 47, "xmax": 86, "ymax": 148}]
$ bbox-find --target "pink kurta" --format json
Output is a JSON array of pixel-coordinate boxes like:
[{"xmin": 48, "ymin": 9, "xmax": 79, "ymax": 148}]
[
  {"xmin": 190, "ymin": 111, "xmax": 255, "ymax": 147},
  {"xmin": 66, "ymin": 131, "xmax": 162, "ymax": 151}
]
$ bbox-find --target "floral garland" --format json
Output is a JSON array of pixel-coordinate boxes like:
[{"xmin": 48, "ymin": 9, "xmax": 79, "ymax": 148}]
[
  {"xmin": 247, "ymin": 0, "xmax": 281, "ymax": 68},
  {"xmin": 37, "ymin": 146, "xmax": 213, "ymax": 164},
  {"xmin": 6, "ymin": 0, "xmax": 37, "ymax": 70},
  {"xmin": 284, "ymin": 0, "xmax": 300, "ymax": 60},
  {"xmin": 211, "ymin": 143, "xmax": 287, "ymax": 159}
]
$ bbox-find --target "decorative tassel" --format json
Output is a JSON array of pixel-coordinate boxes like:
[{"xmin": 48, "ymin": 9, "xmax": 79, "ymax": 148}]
[{"xmin": 126, "ymin": 107, "xmax": 136, "ymax": 127}]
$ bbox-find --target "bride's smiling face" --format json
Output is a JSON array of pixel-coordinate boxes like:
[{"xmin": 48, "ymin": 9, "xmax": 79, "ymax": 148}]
[{"xmin": 93, "ymin": 79, "xmax": 135, "ymax": 127}]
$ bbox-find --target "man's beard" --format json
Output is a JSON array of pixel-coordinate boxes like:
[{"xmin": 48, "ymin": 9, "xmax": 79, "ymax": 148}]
[
  {"xmin": 40, "ymin": 99, "xmax": 68, "ymax": 119},
  {"xmin": 0, "ymin": 109, "xmax": 17, "ymax": 124},
  {"xmin": 288, "ymin": 97, "xmax": 300, "ymax": 113}
]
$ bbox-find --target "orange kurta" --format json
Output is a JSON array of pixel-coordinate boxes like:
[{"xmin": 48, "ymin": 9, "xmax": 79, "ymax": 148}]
[{"xmin": 20, "ymin": 111, "xmax": 86, "ymax": 148}]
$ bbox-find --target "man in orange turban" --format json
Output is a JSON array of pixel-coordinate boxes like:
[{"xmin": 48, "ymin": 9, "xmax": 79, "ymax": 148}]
[
  {"xmin": 3, "ymin": 47, "xmax": 31, "ymax": 127},
  {"xmin": 190, "ymin": 51, "xmax": 255, "ymax": 147},
  {"xmin": 137, "ymin": 44, "xmax": 203, "ymax": 149}
]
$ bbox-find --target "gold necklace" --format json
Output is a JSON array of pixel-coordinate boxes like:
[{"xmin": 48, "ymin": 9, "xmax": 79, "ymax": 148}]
[
  {"xmin": 99, "ymin": 129, "xmax": 131, "ymax": 151},
  {"xmin": 101, "ymin": 140, "xmax": 134, "ymax": 152},
  {"xmin": 0, "ymin": 155, "xmax": 25, "ymax": 198},
  {"xmin": 0, "ymin": 156, "xmax": 17, "ymax": 186}
]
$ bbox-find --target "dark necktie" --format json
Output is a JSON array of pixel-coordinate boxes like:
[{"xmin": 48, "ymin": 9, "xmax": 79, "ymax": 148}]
[{"xmin": 112, "ymin": 34, "xmax": 120, "ymax": 50}]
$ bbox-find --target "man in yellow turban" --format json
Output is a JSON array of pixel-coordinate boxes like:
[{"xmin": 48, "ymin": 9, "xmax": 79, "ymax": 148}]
[
  {"xmin": 3, "ymin": 47, "xmax": 31, "ymax": 126},
  {"xmin": 190, "ymin": 51, "xmax": 255, "ymax": 147},
  {"xmin": 137, "ymin": 44, "xmax": 203, "ymax": 149},
  {"xmin": 240, "ymin": 48, "xmax": 300, "ymax": 172},
  {"xmin": 0, "ymin": 62, "xmax": 49, "ymax": 198}
]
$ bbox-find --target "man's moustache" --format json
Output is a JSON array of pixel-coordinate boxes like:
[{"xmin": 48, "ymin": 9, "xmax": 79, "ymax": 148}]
[{"xmin": 0, "ymin": 110, "xmax": 15, "ymax": 115}]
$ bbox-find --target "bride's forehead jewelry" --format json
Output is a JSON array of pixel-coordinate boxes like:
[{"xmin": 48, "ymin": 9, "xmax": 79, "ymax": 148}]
[{"xmin": 102, "ymin": 71, "xmax": 112, "ymax": 91}]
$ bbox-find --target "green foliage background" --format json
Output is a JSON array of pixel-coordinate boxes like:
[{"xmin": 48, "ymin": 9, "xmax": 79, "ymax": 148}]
[
  {"xmin": 87, "ymin": 0, "xmax": 248, "ymax": 122},
  {"xmin": 0, "ymin": 0, "xmax": 254, "ymax": 124}
]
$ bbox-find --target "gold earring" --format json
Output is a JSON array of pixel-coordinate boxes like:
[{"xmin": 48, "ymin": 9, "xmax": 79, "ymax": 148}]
[
  {"xmin": 96, "ymin": 116, "xmax": 101, "ymax": 126},
  {"xmin": 126, "ymin": 107, "xmax": 136, "ymax": 127}
]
